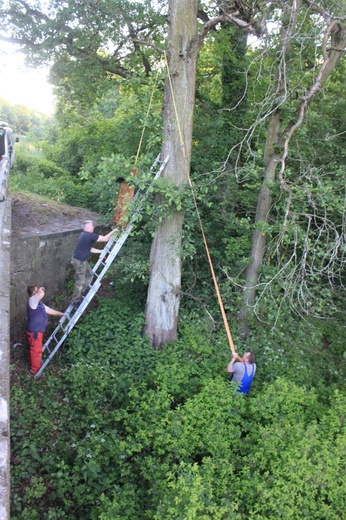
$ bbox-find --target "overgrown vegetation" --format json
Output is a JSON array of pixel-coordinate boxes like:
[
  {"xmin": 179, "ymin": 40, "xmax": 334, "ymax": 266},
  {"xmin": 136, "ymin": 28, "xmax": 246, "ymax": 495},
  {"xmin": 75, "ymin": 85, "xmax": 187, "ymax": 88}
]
[
  {"xmin": 10, "ymin": 285, "xmax": 346, "ymax": 519},
  {"xmin": 3, "ymin": 0, "xmax": 346, "ymax": 516}
]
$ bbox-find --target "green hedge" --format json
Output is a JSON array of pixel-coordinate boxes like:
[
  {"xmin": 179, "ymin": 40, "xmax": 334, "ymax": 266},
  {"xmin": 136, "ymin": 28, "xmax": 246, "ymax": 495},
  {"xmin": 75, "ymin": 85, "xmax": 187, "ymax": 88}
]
[{"xmin": 10, "ymin": 296, "xmax": 346, "ymax": 519}]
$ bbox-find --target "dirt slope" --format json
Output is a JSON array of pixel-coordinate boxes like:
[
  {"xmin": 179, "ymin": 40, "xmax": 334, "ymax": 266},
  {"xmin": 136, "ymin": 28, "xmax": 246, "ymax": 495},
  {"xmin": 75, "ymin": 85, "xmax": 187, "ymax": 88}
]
[{"xmin": 11, "ymin": 191, "xmax": 105, "ymax": 237}]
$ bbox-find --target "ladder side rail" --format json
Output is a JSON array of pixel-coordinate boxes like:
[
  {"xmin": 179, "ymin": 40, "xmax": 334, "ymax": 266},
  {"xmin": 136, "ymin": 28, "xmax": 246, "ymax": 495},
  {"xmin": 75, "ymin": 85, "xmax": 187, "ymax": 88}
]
[
  {"xmin": 113, "ymin": 155, "xmax": 169, "ymax": 231},
  {"xmin": 63, "ymin": 280, "xmax": 102, "ymax": 332},
  {"xmin": 42, "ymin": 314, "xmax": 77, "ymax": 355},
  {"xmin": 42, "ymin": 279, "xmax": 102, "ymax": 355},
  {"xmin": 57, "ymin": 279, "xmax": 102, "ymax": 335},
  {"xmin": 36, "ymin": 335, "xmax": 69, "ymax": 377},
  {"xmin": 150, "ymin": 153, "xmax": 161, "ymax": 172},
  {"xmin": 108, "ymin": 155, "xmax": 169, "ymax": 239},
  {"xmin": 43, "ymin": 303, "xmax": 79, "ymax": 347},
  {"xmin": 42, "ymin": 308, "xmax": 78, "ymax": 353},
  {"xmin": 91, "ymin": 155, "xmax": 162, "ymax": 271},
  {"xmin": 41, "ymin": 322, "xmax": 66, "ymax": 354},
  {"xmin": 38, "ymin": 280, "xmax": 103, "ymax": 375},
  {"xmin": 96, "ymin": 225, "xmax": 134, "ymax": 271},
  {"xmin": 92, "ymin": 225, "xmax": 133, "ymax": 274},
  {"xmin": 91, "ymin": 229, "xmax": 121, "ymax": 271}
]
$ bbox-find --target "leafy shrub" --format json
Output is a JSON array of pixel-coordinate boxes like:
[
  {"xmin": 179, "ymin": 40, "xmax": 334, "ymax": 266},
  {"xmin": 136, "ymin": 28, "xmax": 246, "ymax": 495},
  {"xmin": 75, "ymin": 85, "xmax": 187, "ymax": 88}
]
[
  {"xmin": 13, "ymin": 149, "xmax": 66, "ymax": 178},
  {"xmin": 10, "ymin": 149, "xmax": 98, "ymax": 209},
  {"xmin": 10, "ymin": 294, "xmax": 346, "ymax": 519}
]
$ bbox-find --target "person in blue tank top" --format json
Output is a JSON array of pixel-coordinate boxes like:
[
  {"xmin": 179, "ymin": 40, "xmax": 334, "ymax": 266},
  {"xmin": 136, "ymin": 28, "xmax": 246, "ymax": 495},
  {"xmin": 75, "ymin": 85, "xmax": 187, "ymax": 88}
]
[
  {"xmin": 26, "ymin": 286, "xmax": 64, "ymax": 374},
  {"xmin": 226, "ymin": 351, "xmax": 256, "ymax": 394}
]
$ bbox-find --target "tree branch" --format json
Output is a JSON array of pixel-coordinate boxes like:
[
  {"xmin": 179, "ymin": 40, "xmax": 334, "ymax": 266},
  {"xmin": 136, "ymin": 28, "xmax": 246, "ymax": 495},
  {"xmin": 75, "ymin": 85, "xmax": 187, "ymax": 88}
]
[
  {"xmin": 132, "ymin": 39, "xmax": 165, "ymax": 55},
  {"xmin": 277, "ymin": 20, "xmax": 346, "ymax": 184},
  {"xmin": 0, "ymin": 34, "xmax": 36, "ymax": 49},
  {"xmin": 14, "ymin": 0, "xmax": 50, "ymax": 23}
]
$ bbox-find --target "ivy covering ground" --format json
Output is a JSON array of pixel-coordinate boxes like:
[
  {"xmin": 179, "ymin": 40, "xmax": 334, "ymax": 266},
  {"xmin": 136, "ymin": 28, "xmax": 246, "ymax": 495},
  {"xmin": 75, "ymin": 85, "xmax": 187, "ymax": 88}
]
[{"xmin": 10, "ymin": 291, "xmax": 346, "ymax": 519}]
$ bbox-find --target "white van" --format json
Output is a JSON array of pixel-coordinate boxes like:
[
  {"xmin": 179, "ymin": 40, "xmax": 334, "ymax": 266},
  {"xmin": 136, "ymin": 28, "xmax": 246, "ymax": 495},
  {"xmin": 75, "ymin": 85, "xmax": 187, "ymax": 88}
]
[{"xmin": 0, "ymin": 122, "xmax": 19, "ymax": 168}]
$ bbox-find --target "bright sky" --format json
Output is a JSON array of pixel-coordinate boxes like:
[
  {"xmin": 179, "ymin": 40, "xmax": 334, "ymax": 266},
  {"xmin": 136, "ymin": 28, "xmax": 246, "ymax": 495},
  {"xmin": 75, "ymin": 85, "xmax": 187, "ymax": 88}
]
[{"xmin": 0, "ymin": 42, "xmax": 55, "ymax": 115}]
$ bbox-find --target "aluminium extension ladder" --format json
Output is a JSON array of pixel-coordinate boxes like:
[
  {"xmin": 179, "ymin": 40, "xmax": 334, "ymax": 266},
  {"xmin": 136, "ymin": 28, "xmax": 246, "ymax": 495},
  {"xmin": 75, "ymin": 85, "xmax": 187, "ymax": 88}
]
[{"xmin": 35, "ymin": 154, "xmax": 170, "ymax": 377}]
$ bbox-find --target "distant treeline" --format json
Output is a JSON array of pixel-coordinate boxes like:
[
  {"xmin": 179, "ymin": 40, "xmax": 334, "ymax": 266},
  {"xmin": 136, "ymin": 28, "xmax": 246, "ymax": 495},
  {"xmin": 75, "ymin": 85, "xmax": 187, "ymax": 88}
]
[{"xmin": 0, "ymin": 98, "xmax": 51, "ymax": 135}]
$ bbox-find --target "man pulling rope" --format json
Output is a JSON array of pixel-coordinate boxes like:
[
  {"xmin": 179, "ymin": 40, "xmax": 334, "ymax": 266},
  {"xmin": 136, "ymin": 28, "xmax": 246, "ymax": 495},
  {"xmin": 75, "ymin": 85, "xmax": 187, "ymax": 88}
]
[{"xmin": 226, "ymin": 352, "xmax": 256, "ymax": 394}]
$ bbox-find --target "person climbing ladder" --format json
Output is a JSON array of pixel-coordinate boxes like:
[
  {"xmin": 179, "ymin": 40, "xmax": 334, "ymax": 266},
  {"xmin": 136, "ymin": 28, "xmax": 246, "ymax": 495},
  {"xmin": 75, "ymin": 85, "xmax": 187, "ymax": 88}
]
[{"xmin": 70, "ymin": 220, "xmax": 118, "ymax": 305}]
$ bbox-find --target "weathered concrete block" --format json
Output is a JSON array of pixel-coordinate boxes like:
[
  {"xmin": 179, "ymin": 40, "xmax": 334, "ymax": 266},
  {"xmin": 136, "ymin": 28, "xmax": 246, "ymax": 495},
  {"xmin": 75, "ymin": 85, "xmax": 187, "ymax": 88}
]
[{"xmin": 0, "ymin": 196, "xmax": 11, "ymax": 520}]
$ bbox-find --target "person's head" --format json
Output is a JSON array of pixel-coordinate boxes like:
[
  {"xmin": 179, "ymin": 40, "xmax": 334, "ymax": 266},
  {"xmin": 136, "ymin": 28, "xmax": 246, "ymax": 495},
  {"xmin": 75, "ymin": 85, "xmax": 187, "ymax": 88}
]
[
  {"xmin": 27, "ymin": 286, "xmax": 38, "ymax": 297},
  {"xmin": 243, "ymin": 352, "xmax": 256, "ymax": 364},
  {"xmin": 83, "ymin": 220, "xmax": 95, "ymax": 232}
]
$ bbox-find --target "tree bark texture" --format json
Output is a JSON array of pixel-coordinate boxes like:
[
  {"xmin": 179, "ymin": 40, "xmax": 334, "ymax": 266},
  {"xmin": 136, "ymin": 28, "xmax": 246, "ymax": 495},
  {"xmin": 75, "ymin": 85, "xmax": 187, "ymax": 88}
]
[{"xmin": 144, "ymin": 0, "xmax": 199, "ymax": 348}]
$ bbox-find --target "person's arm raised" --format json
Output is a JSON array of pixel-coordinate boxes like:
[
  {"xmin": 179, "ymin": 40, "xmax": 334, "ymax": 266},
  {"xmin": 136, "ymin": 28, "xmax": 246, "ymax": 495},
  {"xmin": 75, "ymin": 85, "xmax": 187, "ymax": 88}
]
[
  {"xmin": 96, "ymin": 227, "xmax": 119, "ymax": 243},
  {"xmin": 226, "ymin": 352, "xmax": 239, "ymax": 374}
]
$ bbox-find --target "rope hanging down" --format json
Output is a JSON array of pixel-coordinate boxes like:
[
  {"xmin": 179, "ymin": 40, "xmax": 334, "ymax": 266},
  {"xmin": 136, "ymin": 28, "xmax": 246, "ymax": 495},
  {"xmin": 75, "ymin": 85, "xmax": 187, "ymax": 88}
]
[
  {"xmin": 133, "ymin": 66, "xmax": 161, "ymax": 168},
  {"xmin": 163, "ymin": 51, "xmax": 236, "ymax": 355}
]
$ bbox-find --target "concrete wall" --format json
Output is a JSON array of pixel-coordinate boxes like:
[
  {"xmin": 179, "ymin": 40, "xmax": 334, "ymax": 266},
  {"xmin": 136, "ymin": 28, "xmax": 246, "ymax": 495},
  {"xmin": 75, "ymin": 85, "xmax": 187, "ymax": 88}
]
[
  {"xmin": 0, "ymin": 202, "xmax": 83, "ymax": 519},
  {"xmin": 0, "ymin": 158, "xmax": 11, "ymax": 520},
  {"xmin": 10, "ymin": 229, "xmax": 80, "ymax": 337},
  {"xmin": 10, "ymin": 224, "xmax": 104, "ymax": 337}
]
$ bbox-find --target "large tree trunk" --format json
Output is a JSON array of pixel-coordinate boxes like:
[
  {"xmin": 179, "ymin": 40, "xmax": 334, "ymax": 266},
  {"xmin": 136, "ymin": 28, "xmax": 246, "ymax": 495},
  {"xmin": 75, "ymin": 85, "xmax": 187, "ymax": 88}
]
[
  {"xmin": 144, "ymin": 0, "xmax": 199, "ymax": 348},
  {"xmin": 238, "ymin": 116, "xmax": 281, "ymax": 335}
]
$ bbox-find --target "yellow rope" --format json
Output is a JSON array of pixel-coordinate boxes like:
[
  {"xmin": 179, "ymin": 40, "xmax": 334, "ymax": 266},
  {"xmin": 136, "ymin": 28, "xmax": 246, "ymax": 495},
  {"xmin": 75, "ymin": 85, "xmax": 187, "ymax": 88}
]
[
  {"xmin": 134, "ymin": 65, "xmax": 161, "ymax": 168},
  {"xmin": 164, "ymin": 51, "xmax": 185, "ymax": 148},
  {"xmin": 164, "ymin": 50, "xmax": 236, "ymax": 355}
]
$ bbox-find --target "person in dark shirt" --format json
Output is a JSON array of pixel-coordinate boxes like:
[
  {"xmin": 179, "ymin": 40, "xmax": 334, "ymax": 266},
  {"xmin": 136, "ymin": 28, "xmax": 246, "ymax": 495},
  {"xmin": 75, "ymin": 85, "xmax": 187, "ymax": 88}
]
[
  {"xmin": 26, "ymin": 286, "xmax": 64, "ymax": 374},
  {"xmin": 71, "ymin": 220, "xmax": 118, "ymax": 305}
]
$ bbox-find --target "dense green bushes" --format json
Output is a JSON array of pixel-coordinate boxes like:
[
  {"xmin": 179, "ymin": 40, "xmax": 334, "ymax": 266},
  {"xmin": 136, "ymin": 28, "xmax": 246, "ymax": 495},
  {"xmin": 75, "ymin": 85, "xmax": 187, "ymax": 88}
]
[
  {"xmin": 10, "ymin": 296, "xmax": 346, "ymax": 519},
  {"xmin": 10, "ymin": 148, "xmax": 102, "ymax": 212}
]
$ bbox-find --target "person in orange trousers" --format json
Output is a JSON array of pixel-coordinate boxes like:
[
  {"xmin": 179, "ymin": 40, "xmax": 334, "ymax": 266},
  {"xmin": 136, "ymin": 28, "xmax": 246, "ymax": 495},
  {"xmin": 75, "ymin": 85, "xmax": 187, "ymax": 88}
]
[{"xmin": 26, "ymin": 286, "xmax": 64, "ymax": 374}]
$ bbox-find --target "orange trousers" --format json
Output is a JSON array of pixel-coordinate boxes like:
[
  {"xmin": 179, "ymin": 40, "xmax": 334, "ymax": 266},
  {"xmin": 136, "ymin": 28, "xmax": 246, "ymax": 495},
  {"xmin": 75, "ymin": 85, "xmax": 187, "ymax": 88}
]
[{"xmin": 26, "ymin": 331, "xmax": 44, "ymax": 374}]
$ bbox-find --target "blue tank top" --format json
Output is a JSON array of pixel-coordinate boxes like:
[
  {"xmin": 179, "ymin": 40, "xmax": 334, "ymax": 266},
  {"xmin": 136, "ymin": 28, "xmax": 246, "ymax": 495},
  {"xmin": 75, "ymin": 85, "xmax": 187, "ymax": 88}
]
[
  {"xmin": 238, "ymin": 363, "xmax": 255, "ymax": 394},
  {"xmin": 26, "ymin": 301, "xmax": 48, "ymax": 332}
]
